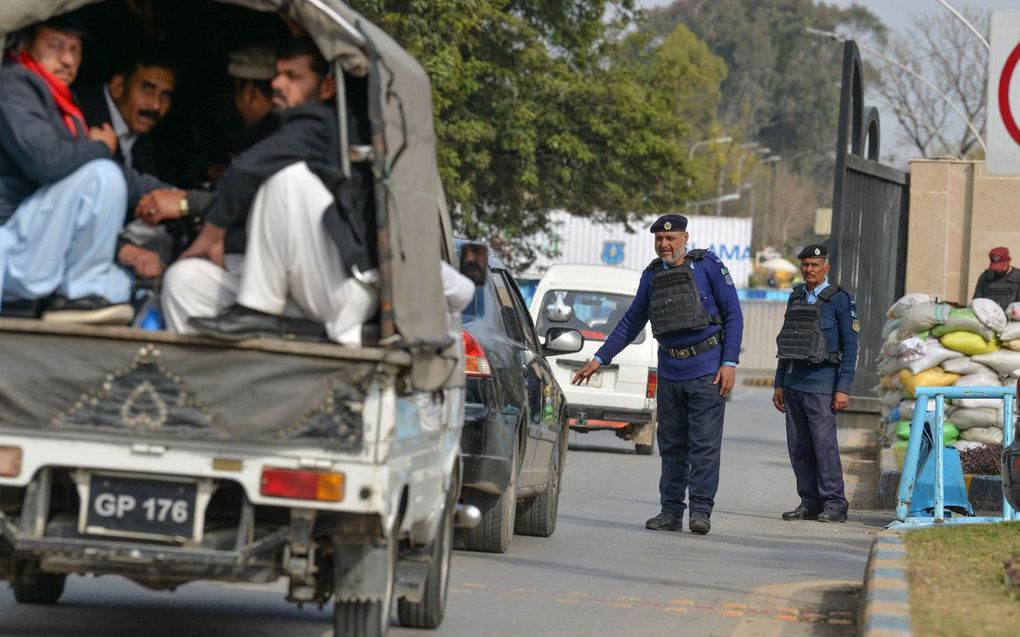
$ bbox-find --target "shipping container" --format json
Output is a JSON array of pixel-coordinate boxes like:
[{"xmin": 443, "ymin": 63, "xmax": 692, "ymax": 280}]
[{"xmin": 529, "ymin": 211, "xmax": 753, "ymax": 287}]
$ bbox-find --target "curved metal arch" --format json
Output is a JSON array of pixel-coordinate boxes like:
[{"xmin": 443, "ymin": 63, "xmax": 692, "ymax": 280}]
[{"xmin": 863, "ymin": 106, "xmax": 881, "ymax": 162}]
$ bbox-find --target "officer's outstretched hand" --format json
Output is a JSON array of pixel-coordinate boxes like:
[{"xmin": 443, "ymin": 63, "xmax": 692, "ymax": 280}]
[
  {"xmin": 572, "ymin": 359, "xmax": 602, "ymax": 385},
  {"xmin": 714, "ymin": 365, "xmax": 735, "ymax": 398},
  {"xmin": 772, "ymin": 388, "xmax": 785, "ymax": 413},
  {"xmin": 832, "ymin": 391, "xmax": 850, "ymax": 412}
]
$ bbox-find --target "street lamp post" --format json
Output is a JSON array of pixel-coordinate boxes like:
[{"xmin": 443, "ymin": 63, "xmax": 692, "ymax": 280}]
[
  {"xmin": 688, "ymin": 136, "xmax": 734, "ymax": 161},
  {"xmin": 805, "ymin": 27, "xmax": 988, "ymax": 154},
  {"xmin": 760, "ymin": 155, "xmax": 781, "ymax": 250}
]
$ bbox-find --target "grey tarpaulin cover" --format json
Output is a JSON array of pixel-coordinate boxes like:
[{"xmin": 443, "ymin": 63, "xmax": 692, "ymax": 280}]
[
  {"xmin": 0, "ymin": 321, "xmax": 408, "ymax": 451},
  {"xmin": 0, "ymin": 0, "xmax": 457, "ymax": 390}
]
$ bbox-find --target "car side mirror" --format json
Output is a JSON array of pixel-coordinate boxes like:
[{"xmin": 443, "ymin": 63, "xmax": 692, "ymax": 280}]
[
  {"xmin": 545, "ymin": 291, "xmax": 572, "ymax": 323},
  {"xmin": 543, "ymin": 327, "xmax": 584, "ymax": 355},
  {"xmin": 460, "ymin": 244, "xmax": 489, "ymax": 287}
]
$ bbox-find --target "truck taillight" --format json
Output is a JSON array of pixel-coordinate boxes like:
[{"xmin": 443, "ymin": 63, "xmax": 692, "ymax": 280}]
[
  {"xmin": 0, "ymin": 446, "xmax": 21, "ymax": 477},
  {"xmin": 646, "ymin": 369, "xmax": 658, "ymax": 399},
  {"xmin": 260, "ymin": 468, "xmax": 344, "ymax": 502},
  {"xmin": 462, "ymin": 330, "xmax": 492, "ymax": 377}
]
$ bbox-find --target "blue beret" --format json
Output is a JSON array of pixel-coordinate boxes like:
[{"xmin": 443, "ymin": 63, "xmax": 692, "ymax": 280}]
[
  {"xmin": 797, "ymin": 244, "xmax": 829, "ymax": 259},
  {"xmin": 649, "ymin": 214, "xmax": 688, "ymax": 233}
]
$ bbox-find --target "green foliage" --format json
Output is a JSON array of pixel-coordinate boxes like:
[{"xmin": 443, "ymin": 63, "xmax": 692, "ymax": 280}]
[{"xmin": 356, "ymin": 1, "xmax": 727, "ymax": 264}]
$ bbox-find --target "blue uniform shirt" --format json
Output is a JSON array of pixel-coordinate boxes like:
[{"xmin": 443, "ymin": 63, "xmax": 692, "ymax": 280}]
[
  {"xmin": 774, "ymin": 280, "xmax": 860, "ymax": 395},
  {"xmin": 594, "ymin": 250, "xmax": 744, "ymax": 381}
]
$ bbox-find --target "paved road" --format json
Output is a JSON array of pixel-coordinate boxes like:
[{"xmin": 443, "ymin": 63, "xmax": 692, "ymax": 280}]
[{"xmin": 0, "ymin": 385, "xmax": 887, "ymax": 637}]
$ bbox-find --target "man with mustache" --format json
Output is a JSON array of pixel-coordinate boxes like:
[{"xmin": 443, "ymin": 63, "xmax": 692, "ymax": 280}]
[
  {"xmin": 0, "ymin": 15, "xmax": 134, "ymax": 324},
  {"xmin": 78, "ymin": 51, "xmax": 178, "ymax": 279},
  {"xmin": 571, "ymin": 214, "xmax": 744, "ymax": 535},
  {"xmin": 161, "ymin": 36, "xmax": 377, "ymax": 344}
]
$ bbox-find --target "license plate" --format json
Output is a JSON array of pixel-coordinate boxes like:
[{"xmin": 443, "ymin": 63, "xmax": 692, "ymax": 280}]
[
  {"xmin": 80, "ymin": 474, "xmax": 200, "ymax": 543},
  {"xmin": 586, "ymin": 370, "xmax": 602, "ymax": 388}
]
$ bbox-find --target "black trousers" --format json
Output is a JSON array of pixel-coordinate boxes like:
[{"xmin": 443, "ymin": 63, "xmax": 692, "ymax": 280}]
[
  {"xmin": 783, "ymin": 386, "xmax": 848, "ymax": 513},
  {"xmin": 656, "ymin": 375, "xmax": 726, "ymax": 517}
]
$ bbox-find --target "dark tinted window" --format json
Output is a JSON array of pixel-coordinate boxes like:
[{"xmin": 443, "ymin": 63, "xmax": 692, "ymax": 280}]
[
  {"xmin": 492, "ymin": 272, "xmax": 526, "ymax": 343},
  {"xmin": 535, "ymin": 290, "xmax": 646, "ymax": 344},
  {"xmin": 501, "ymin": 273, "xmax": 540, "ymax": 351}
]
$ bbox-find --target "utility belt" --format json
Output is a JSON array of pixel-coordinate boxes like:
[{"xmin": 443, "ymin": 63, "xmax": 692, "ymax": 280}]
[
  {"xmin": 660, "ymin": 333, "xmax": 723, "ymax": 360},
  {"xmin": 782, "ymin": 351, "xmax": 842, "ymax": 366}
]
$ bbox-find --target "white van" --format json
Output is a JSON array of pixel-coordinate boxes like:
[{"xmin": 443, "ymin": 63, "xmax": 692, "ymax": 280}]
[{"xmin": 529, "ymin": 265, "xmax": 658, "ymax": 455}]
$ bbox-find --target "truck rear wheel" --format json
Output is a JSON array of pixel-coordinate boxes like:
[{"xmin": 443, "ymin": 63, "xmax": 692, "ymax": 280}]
[
  {"xmin": 333, "ymin": 533, "xmax": 396, "ymax": 637},
  {"xmin": 12, "ymin": 561, "xmax": 66, "ymax": 605},
  {"xmin": 397, "ymin": 482, "xmax": 455, "ymax": 628}
]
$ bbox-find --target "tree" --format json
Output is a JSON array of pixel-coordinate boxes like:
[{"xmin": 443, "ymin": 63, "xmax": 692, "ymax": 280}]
[
  {"xmin": 873, "ymin": 8, "xmax": 988, "ymax": 159},
  {"xmin": 356, "ymin": 1, "xmax": 727, "ymax": 265}
]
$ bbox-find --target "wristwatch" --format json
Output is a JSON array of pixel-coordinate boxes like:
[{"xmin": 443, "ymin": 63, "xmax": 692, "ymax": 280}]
[{"xmin": 178, "ymin": 194, "xmax": 190, "ymax": 217}]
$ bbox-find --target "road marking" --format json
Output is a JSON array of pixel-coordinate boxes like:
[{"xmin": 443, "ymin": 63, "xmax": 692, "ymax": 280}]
[
  {"xmin": 555, "ymin": 598, "xmax": 580, "ymax": 605},
  {"xmin": 731, "ymin": 579, "xmax": 859, "ymax": 637}
]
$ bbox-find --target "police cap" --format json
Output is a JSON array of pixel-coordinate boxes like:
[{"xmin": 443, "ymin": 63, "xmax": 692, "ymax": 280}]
[
  {"xmin": 797, "ymin": 244, "xmax": 829, "ymax": 260},
  {"xmin": 649, "ymin": 214, "xmax": 688, "ymax": 233},
  {"xmin": 227, "ymin": 46, "xmax": 277, "ymax": 81}
]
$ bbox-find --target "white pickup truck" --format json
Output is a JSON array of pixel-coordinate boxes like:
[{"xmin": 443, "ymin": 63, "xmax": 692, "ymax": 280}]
[{"xmin": 0, "ymin": 3, "xmax": 470, "ymax": 636}]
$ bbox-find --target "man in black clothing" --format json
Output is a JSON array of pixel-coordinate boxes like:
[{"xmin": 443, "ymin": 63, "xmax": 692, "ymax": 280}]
[
  {"xmin": 973, "ymin": 246, "xmax": 1020, "ymax": 310},
  {"xmin": 162, "ymin": 37, "xmax": 376, "ymax": 345}
]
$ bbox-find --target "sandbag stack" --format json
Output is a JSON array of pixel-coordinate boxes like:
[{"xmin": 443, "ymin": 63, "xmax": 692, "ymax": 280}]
[{"xmin": 876, "ymin": 294, "xmax": 1020, "ymax": 452}]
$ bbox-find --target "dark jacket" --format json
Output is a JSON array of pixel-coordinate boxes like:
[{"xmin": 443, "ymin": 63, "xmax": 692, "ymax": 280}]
[
  {"xmin": 973, "ymin": 267, "xmax": 1020, "ymax": 310},
  {"xmin": 594, "ymin": 251, "xmax": 744, "ymax": 381},
  {"xmin": 773, "ymin": 282, "xmax": 860, "ymax": 395},
  {"xmin": 205, "ymin": 102, "xmax": 375, "ymax": 272},
  {"xmin": 77, "ymin": 83, "xmax": 161, "ymax": 176},
  {"xmin": 0, "ymin": 65, "xmax": 109, "ymax": 225}
]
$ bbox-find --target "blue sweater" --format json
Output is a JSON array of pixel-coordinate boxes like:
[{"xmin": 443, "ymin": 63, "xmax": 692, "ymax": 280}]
[
  {"xmin": 773, "ymin": 282, "xmax": 859, "ymax": 395},
  {"xmin": 594, "ymin": 251, "xmax": 744, "ymax": 381}
]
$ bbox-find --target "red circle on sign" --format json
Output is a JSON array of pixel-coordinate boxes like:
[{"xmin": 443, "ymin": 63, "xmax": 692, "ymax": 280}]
[{"xmin": 999, "ymin": 42, "xmax": 1020, "ymax": 145}]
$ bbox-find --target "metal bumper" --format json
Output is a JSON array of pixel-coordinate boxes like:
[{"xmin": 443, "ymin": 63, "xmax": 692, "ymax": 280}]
[
  {"xmin": 460, "ymin": 401, "xmax": 514, "ymax": 495},
  {"xmin": 568, "ymin": 404, "xmax": 653, "ymax": 430}
]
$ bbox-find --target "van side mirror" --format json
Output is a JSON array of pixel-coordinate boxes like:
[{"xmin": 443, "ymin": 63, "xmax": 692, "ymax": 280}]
[
  {"xmin": 460, "ymin": 244, "xmax": 489, "ymax": 286},
  {"xmin": 543, "ymin": 327, "xmax": 584, "ymax": 355}
]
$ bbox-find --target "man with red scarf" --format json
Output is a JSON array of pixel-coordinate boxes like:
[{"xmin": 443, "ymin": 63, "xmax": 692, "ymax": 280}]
[{"xmin": 0, "ymin": 15, "xmax": 133, "ymax": 324}]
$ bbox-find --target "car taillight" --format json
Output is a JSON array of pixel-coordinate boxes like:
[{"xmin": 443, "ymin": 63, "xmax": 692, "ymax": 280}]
[
  {"xmin": 260, "ymin": 468, "xmax": 344, "ymax": 502},
  {"xmin": 646, "ymin": 369, "xmax": 658, "ymax": 399},
  {"xmin": 462, "ymin": 330, "xmax": 492, "ymax": 377}
]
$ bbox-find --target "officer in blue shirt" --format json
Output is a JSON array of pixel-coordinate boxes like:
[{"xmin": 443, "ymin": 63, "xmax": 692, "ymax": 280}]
[
  {"xmin": 772, "ymin": 244, "xmax": 859, "ymax": 523},
  {"xmin": 572, "ymin": 214, "xmax": 744, "ymax": 535}
]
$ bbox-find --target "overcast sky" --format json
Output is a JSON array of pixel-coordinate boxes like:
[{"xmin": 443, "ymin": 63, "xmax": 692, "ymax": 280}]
[{"xmin": 636, "ymin": 0, "xmax": 1012, "ymax": 166}]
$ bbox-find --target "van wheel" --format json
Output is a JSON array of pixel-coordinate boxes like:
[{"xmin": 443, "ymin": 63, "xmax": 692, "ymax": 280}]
[
  {"xmin": 461, "ymin": 438, "xmax": 519, "ymax": 553},
  {"xmin": 397, "ymin": 480, "xmax": 455, "ymax": 628},
  {"xmin": 12, "ymin": 561, "xmax": 66, "ymax": 605},
  {"xmin": 515, "ymin": 423, "xmax": 565, "ymax": 537},
  {"xmin": 333, "ymin": 532, "xmax": 396, "ymax": 637}
]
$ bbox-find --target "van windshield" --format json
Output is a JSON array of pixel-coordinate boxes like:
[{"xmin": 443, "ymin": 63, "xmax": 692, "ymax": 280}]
[{"xmin": 535, "ymin": 291, "xmax": 645, "ymax": 344}]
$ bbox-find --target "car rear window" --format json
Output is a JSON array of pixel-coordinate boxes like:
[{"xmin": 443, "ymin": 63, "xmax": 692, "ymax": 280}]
[{"xmin": 535, "ymin": 291, "xmax": 645, "ymax": 344}]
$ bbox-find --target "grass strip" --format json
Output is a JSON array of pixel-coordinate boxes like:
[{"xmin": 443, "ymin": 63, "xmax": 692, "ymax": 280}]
[{"xmin": 904, "ymin": 522, "xmax": 1020, "ymax": 636}]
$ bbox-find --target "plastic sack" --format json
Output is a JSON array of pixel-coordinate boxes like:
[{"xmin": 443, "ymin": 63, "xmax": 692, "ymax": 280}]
[
  {"xmin": 878, "ymin": 356, "xmax": 904, "ymax": 377},
  {"xmin": 953, "ymin": 371, "xmax": 999, "ymax": 386},
  {"xmin": 881, "ymin": 389, "xmax": 903, "ymax": 408},
  {"xmin": 970, "ymin": 297, "xmax": 1008, "ymax": 333},
  {"xmin": 888, "ymin": 293, "xmax": 934, "ymax": 319},
  {"xmin": 905, "ymin": 341, "xmax": 964, "ymax": 374},
  {"xmin": 972, "ymin": 349, "xmax": 1020, "ymax": 375},
  {"xmin": 1007, "ymin": 302, "xmax": 1020, "ymax": 321},
  {"xmin": 950, "ymin": 407, "xmax": 1003, "ymax": 430},
  {"xmin": 939, "ymin": 332, "xmax": 1000, "ymax": 356},
  {"xmin": 898, "ymin": 367, "xmax": 960, "ymax": 397},
  {"xmin": 942, "ymin": 357, "xmax": 995, "ymax": 375},
  {"xmin": 897, "ymin": 336, "xmax": 928, "ymax": 361},
  {"xmin": 1001, "ymin": 322, "xmax": 1020, "ymax": 341},
  {"xmin": 897, "ymin": 303, "xmax": 951, "ymax": 340},
  {"xmin": 953, "ymin": 439, "xmax": 988, "ymax": 452},
  {"xmin": 928, "ymin": 308, "xmax": 996, "ymax": 341},
  {"xmin": 959, "ymin": 426, "xmax": 1003, "ymax": 444},
  {"xmin": 1006, "ymin": 340, "xmax": 1020, "ymax": 352},
  {"xmin": 895, "ymin": 420, "xmax": 910, "ymax": 440},
  {"xmin": 882, "ymin": 318, "xmax": 902, "ymax": 340}
]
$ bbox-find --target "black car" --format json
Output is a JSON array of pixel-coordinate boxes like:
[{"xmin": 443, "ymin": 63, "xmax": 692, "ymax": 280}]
[{"xmin": 456, "ymin": 242, "xmax": 583, "ymax": 553}]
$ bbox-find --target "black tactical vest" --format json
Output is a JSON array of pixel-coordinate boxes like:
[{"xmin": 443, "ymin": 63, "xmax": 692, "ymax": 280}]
[
  {"xmin": 646, "ymin": 250, "xmax": 721, "ymax": 338},
  {"xmin": 776, "ymin": 284, "xmax": 842, "ymax": 364},
  {"xmin": 983, "ymin": 276, "xmax": 1018, "ymax": 310}
]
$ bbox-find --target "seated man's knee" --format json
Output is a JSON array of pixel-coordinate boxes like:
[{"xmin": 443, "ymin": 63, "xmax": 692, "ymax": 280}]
[
  {"xmin": 75, "ymin": 158, "xmax": 128, "ymax": 207},
  {"xmin": 164, "ymin": 259, "xmax": 212, "ymax": 298}
]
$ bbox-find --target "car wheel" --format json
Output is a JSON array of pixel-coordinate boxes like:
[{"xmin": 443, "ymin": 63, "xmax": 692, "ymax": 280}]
[
  {"xmin": 11, "ymin": 561, "xmax": 66, "ymax": 605},
  {"xmin": 461, "ymin": 435, "xmax": 519, "ymax": 553},
  {"xmin": 397, "ymin": 473, "xmax": 456, "ymax": 629},
  {"xmin": 515, "ymin": 421, "xmax": 566, "ymax": 537}
]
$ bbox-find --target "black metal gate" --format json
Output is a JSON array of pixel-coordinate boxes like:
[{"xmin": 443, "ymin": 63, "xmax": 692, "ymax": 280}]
[{"xmin": 830, "ymin": 41, "xmax": 910, "ymax": 398}]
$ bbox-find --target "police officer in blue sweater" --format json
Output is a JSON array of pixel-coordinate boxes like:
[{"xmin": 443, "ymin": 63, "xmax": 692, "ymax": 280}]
[
  {"xmin": 772, "ymin": 244, "xmax": 859, "ymax": 523},
  {"xmin": 572, "ymin": 214, "xmax": 744, "ymax": 535}
]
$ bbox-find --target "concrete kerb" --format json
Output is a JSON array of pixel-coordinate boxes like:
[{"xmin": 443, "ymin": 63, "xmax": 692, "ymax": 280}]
[{"xmin": 859, "ymin": 532, "xmax": 912, "ymax": 637}]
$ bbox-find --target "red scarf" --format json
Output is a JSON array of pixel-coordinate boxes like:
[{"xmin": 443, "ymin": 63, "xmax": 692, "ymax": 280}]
[{"xmin": 14, "ymin": 50, "xmax": 87, "ymax": 137}]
